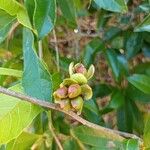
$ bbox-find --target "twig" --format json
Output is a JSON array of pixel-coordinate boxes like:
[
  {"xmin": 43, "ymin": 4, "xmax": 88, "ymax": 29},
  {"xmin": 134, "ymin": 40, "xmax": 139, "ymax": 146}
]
[
  {"xmin": 53, "ymin": 29, "xmax": 60, "ymax": 72},
  {"xmin": 0, "ymin": 86, "xmax": 142, "ymax": 143},
  {"xmin": 49, "ymin": 123, "xmax": 63, "ymax": 150},
  {"xmin": 38, "ymin": 40, "xmax": 43, "ymax": 59},
  {"xmin": 6, "ymin": 21, "xmax": 20, "ymax": 49}
]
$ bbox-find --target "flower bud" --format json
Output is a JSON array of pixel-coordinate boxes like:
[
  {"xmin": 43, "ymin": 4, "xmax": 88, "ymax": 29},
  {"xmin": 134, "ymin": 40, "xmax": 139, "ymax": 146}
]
[
  {"xmin": 59, "ymin": 99, "xmax": 71, "ymax": 111},
  {"xmin": 74, "ymin": 63, "xmax": 87, "ymax": 74},
  {"xmin": 53, "ymin": 92, "xmax": 61, "ymax": 101},
  {"xmin": 69, "ymin": 62, "xmax": 74, "ymax": 76},
  {"xmin": 85, "ymin": 64, "xmax": 95, "ymax": 80},
  {"xmin": 54, "ymin": 86, "xmax": 68, "ymax": 99},
  {"xmin": 81, "ymin": 84, "xmax": 93, "ymax": 100},
  {"xmin": 71, "ymin": 96, "xmax": 83, "ymax": 115},
  {"xmin": 60, "ymin": 78, "xmax": 77, "ymax": 87},
  {"xmin": 71, "ymin": 73, "xmax": 87, "ymax": 84},
  {"xmin": 68, "ymin": 84, "xmax": 81, "ymax": 98}
]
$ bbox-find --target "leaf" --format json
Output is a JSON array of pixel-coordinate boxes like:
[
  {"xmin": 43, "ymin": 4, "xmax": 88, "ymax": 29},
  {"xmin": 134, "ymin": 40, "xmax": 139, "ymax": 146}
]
[
  {"xmin": 128, "ymin": 74, "xmax": 150, "ymax": 94},
  {"xmin": 33, "ymin": 0, "xmax": 56, "ymax": 39},
  {"xmin": 125, "ymin": 33, "xmax": 143, "ymax": 59},
  {"xmin": 93, "ymin": 84, "xmax": 112, "ymax": 98},
  {"xmin": 0, "ymin": 84, "xmax": 42, "ymax": 144},
  {"xmin": 105, "ymin": 49, "xmax": 120, "ymax": 82},
  {"xmin": 58, "ymin": 0, "xmax": 76, "ymax": 27},
  {"xmin": 0, "ymin": 67, "xmax": 22, "ymax": 77},
  {"xmin": 126, "ymin": 83, "xmax": 150, "ymax": 103},
  {"xmin": 52, "ymin": 72, "xmax": 62, "ymax": 91},
  {"xmin": 117, "ymin": 100, "xmax": 133, "ymax": 133},
  {"xmin": 83, "ymin": 38, "xmax": 105, "ymax": 67},
  {"xmin": 144, "ymin": 116, "xmax": 150, "ymax": 149},
  {"xmin": 60, "ymin": 57, "xmax": 74, "ymax": 72},
  {"xmin": 109, "ymin": 89, "xmax": 124, "ymax": 109},
  {"xmin": 0, "ymin": 0, "xmax": 32, "ymax": 30},
  {"xmin": 135, "ymin": 14, "xmax": 150, "ymax": 32},
  {"xmin": 24, "ymin": 0, "xmax": 35, "ymax": 24},
  {"xmin": 94, "ymin": 0, "xmax": 128, "ymax": 13},
  {"xmin": 104, "ymin": 27, "xmax": 122, "ymax": 41},
  {"xmin": 0, "ymin": 10, "xmax": 15, "ymax": 44},
  {"xmin": 63, "ymin": 138, "xmax": 80, "ymax": 150},
  {"xmin": 142, "ymin": 42, "xmax": 150, "ymax": 57},
  {"xmin": 129, "ymin": 100, "xmax": 144, "ymax": 134},
  {"xmin": 22, "ymin": 28, "xmax": 53, "ymax": 102},
  {"xmin": 71, "ymin": 126, "xmax": 123, "ymax": 149},
  {"xmin": 133, "ymin": 62, "xmax": 150, "ymax": 75},
  {"xmin": 6, "ymin": 132, "xmax": 40, "ymax": 150},
  {"xmin": 82, "ymin": 99, "xmax": 102, "ymax": 125},
  {"xmin": 123, "ymin": 139, "xmax": 139, "ymax": 150},
  {"xmin": 117, "ymin": 98, "xmax": 144, "ymax": 134}
]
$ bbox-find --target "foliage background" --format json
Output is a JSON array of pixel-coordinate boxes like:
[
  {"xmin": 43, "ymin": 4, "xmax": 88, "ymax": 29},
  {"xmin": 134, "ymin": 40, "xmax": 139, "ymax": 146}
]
[{"xmin": 0, "ymin": 0, "xmax": 150, "ymax": 149}]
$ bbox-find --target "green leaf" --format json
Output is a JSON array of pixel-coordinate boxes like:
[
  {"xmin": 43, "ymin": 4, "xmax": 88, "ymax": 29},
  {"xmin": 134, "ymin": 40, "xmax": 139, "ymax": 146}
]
[
  {"xmin": 22, "ymin": 28, "xmax": 53, "ymax": 102},
  {"xmin": 93, "ymin": 84, "xmax": 112, "ymax": 98},
  {"xmin": 33, "ymin": 0, "xmax": 56, "ymax": 39},
  {"xmin": 105, "ymin": 49, "xmax": 120, "ymax": 82},
  {"xmin": 109, "ymin": 89, "xmax": 124, "ymax": 109},
  {"xmin": 6, "ymin": 132, "xmax": 41, "ymax": 150},
  {"xmin": 135, "ymin": 14, "xmax": 150, "ymax": 32},
  {"xmin": 133, "ymin": 62, "xmax": 150, "ymax": 75},
  {"xmin": 117, "ymin": 100, "xmax": 133, "ymax": 133},
  {"xmin": 94, "ymin": 0, "xmax": 128, "ymax": 13},
  {"xmin": 144, "ymin": 116, "xmax": 150, "ymax": 149},
  {"xmin": 52, "ymin": 72, "xmax": 62, "ymax": 91},
  {"xmin": 123, "ymin": 139, "xmax": 139, "ymax": 150},
  {"xmin": 142, "ymin": 43, "xmax": 150, "ymax": 57},
  {"xmin": 58, "ymin": 0, "xmax": 76, "ymax": 27},
  {"xmin": 117, "ymin": 98, "xmax": 144, "ymax": 134},
  {"xmin": 0, "ymin": 67, "xmax": 22, "ymax": 77},
  {"xmin": 129, "ymin": 100, "xmax": 144, "ymax": 134},
  {"xmin": 125, "ymin": 33, "xmax": 143, "ymax": 59},
  {"xmin": 0, "ymin": 0, "xmax": 32, "ymax": 30},
  {"xmin": 128, "ymin": 74, "xmax": 150, "ymax": 94},
  {"xmin": 104, "ymin": 27, "xmax": 122, "ymax": 41},
  {"xmin": 63, "ymin": 138, "xmax": 80, "ymax": 150},
  {"xmin": 60, "ymin": 57, "xmax": 74, "ymax": 72},
  {"xmin": 24, "ymin": 0, "xmax": 35, "ymax": 24},
  {"xmin": 126, "ymin": 83, "xmax": 150, "ymax": 103},
  {"xmin": 83, "ymin": 99, "xmax": 102, "ymax": 125},
  {"xmin": 71, "ymin": 126, "xmax": 123, "ymax": 149},
  {"xmin": 0, "ymin": 84, "xmax": 42, "ymax": 144},
  {"xmin": 83, "ymin": 38, "xmax": 105, "ymax": 67},
  {"xmin": 0, "ymin": 10, "xmax": 16, "ymax": 44}
]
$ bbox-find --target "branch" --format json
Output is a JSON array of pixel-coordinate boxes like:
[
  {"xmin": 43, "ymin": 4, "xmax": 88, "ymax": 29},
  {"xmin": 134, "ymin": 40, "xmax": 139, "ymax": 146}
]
[
  {"xmin": 0, "ymin": 86, "xmax": 142, "ymax": 143},
  {"xmin": 49, "ymin": 123, "xmax": 63, "ymax": 150}
]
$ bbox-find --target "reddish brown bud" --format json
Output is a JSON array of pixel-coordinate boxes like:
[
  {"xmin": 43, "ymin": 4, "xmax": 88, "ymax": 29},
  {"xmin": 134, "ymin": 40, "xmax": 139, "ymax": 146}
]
[
  {"xmin": 55, "ymin": 86, "xmax": 68, "ymax": 99},
  {"xmin": 71, "ymin": 96, "xmax": 83, "ymax": 115},
  {"xmin": 59, "ymin": 99, "xmax": 71, "ymax": 111},
  {"xmin": 68, "ymin": 84, "xmax": 81, "ymax": 98},
  {"xmin": 74, "ymin": 63, "xmax": 87, "ymax": 74}
]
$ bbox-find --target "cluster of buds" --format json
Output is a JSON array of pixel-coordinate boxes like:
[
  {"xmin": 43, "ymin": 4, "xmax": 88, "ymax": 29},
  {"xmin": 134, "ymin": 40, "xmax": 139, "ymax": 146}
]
[{"xmin": 53, "ymin": 62, "xmax": 95, "ymax": 115}]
